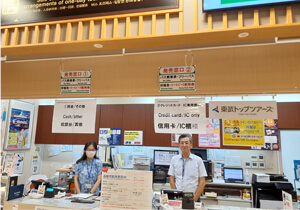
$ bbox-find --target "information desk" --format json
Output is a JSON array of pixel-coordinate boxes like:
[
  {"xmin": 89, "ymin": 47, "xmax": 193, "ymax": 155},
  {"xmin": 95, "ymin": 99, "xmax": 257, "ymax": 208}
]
[{"xmin": 4, "ymin": 197, "xmax": 100, "ymax": 210}]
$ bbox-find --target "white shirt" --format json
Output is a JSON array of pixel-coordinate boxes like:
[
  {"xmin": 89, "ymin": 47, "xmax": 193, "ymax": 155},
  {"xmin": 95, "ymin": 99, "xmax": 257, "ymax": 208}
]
[{"xmin": 168, "ymin": 153, "xmax": 207, "ymax": 194}]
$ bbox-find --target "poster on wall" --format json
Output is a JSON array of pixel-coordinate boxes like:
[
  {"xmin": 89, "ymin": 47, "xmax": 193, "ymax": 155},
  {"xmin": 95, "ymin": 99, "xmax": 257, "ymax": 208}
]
[
  {"xmin": 294, "ymin": 160, "xmax": 300, "ymax": 181},
  {"xmin": 4, "ymin": 100, "xmax": 34, "ymax": 150},
  {"xmin": 198, "ymin": 119, "xmax": 221, "ymax": 148},
  {"xmin": 99, "ymin": 128, "xmax": 121, "ymax": 145},
  {"xmin": 30, "ymin": 154, "xmax": 40, "ymax": 175},
  {"xmin": 3, "ymin": 154, "xmax": 17, "ymax": 176},
  {"xmin": 154, "ymin": 98, "xmax": 206, "ymax": 134},
  {"xmin": 52, "ymin": 99, "xmax": 97, "ymax": 133},
  {"xmin": 223, "ymin": 119, "xmax": 265, "ymax": 146},
  {"xmin": 252, "ymin": 119, "xmax": 279, "ymax": 150},
  {"xmin": 124, "ymin": 131, "xmax": 143, "ymax": 145},
  {"xmin": 13, "ymin": 153, "xmax": 25, "ymax": 175}
]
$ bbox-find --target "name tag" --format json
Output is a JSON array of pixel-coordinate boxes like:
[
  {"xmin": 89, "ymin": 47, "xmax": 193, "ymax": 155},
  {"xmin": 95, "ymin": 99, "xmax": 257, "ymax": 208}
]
[{"xmin": 85, "ymin": 184, "xmax": 92, "ymax": 189}]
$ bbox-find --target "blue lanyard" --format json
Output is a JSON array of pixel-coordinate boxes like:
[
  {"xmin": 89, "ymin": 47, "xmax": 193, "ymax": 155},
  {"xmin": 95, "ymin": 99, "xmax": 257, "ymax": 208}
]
[
  {"xmin": 87, "ymin": 159, "xmax": 93, "ymax": 179},
  {"xmin": 182, "ymin": 159, "xmax": 186, "ymax": 178}
]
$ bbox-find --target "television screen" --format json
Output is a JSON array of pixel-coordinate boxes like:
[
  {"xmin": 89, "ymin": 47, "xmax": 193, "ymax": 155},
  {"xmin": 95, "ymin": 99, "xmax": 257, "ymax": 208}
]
[
  {"xmin": 203, "ymin": 0, "xmax": 300, "ymax": 12},
  {"xmin": 191, "ymin": 148, "xmax": 207, "ymax": 160},
  {"xmin": 154, "ymin": 150, "xmax": 179, "ymax": 166}
]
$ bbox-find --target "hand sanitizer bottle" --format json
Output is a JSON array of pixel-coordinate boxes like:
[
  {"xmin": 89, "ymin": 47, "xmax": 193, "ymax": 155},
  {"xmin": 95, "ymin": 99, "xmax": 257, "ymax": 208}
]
[{"xmin": 245, "ymin": 169, "xmax": 250, "ymax": 184}]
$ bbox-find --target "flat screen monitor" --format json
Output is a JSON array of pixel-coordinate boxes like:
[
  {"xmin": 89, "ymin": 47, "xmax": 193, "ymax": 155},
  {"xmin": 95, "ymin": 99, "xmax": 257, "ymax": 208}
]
[
  {"xmin": 203, "ymin": 0, "xmax": 300, "ymax": 12},
  {"xmin": 223, "ymin": 168, "xmax": 244, "ymax": 182},
  {"xmin": 191, "ymin": 148, "xmax": 207, "ymax": 160},
  {"xmin": 154, "ymin": 150, "xmax": 179, "ymax": 167}
]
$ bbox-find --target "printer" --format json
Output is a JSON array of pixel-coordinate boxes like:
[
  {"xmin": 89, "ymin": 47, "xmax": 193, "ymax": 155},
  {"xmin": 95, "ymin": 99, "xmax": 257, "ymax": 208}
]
[{"xmin": 133, "ymin": 157, "xmax": 151, "ymax": 171}]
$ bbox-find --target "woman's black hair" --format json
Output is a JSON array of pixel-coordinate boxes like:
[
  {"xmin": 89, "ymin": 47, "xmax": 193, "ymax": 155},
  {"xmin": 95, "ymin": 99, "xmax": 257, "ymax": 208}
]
[{"xmin": 76, "ymin": 141, "xmax": 98, "ymax": 164}]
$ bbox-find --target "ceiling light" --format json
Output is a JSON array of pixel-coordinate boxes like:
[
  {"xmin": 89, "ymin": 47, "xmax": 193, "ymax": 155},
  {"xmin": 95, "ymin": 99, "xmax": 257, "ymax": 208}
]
[
  {"xmin": 275, "ymin": 37, "xmax": 300, "ymax": 44},
  {"xmin": 238, "ymin": 32, "xmax": 249, "ymax": 38},
  {"xmin": 94, "ymin": 44, "xmax": 103, "ymax": 48}
]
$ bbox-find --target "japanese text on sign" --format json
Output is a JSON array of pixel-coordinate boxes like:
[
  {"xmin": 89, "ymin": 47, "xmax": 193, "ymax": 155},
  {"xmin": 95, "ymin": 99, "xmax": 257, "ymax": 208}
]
[
  {"xmin": 52, "ymin": 99, "xmax": 97, "ymax": 133},
  {"xmin": 223, "ymin": 119, "xmax": 265, "ymax": 146},
  {"xmin": 159, "ymin": 65, "xmax": 196, "ymax": 92},
  {"xmin": 154, "ymin": 98, "xmax": 206, "ymax": 134},
  {"xmin": 209, "ymin": 101, "xmax": 278, "ymax": 119},
  {"xmin": 60, "ymin": 70, "xmax": 91, "ymax": 94}
]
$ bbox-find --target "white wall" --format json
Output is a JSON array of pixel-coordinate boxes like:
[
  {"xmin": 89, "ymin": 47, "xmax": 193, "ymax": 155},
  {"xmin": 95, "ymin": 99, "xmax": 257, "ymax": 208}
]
[{"xmin": 280, "ymin": 130, "xmax": 300, "ymax": 186}]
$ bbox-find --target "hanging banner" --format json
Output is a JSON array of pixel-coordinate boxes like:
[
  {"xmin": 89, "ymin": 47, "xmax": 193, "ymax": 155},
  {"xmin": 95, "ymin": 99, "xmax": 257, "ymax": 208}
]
[
  {"xmin": 60, "ymin": 70, "xmax": 91, "ymax": 94},
  {"xmin": 154, "ymin": 98, "xmax": 206, "ymax": 134},
  {"xmin": 223, "ymin": 119, "xmax": 265, "ymax": 146},
  {"xmin": 99, "ymin": 128, "xmax": 121, "ymax": 145},
  {"xmin": 252, "ymin": 119, "xmax": 279, "ymax": 150},
  {"xmin": 198, "ymin": 119, "xmax": 221, "ymax": 148},
  {"xmin": 52, "ymin": 99, "xmax": 97, "ymax": 133},
  {"xmin": 159, "ymin": 65, "xmax": 196, "ymax": 92},
  {"xmin": 124, "ymin": 131, "xmax": 143, "ymax": 145},
  {"xmin": 209, "ymin": 101, "xmax": 277, "ymax": 119}
]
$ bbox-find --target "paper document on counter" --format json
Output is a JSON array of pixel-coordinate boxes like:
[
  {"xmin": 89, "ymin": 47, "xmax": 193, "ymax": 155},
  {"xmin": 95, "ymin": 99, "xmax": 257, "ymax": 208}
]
[{"xmin": 71, "ymin": 193, "xmax": 93, "ymax": 199}]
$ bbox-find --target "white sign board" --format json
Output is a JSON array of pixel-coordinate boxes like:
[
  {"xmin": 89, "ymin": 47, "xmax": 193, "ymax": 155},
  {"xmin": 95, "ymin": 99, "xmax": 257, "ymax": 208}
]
[
  {"xmin": 52, "ymin": 99, "xmax": 97, "ymax": 133},
  {"xmin": 60, "ymin": 70, "xmax": 91, "ymax": 94},
  {"xmin": 159, "ymin": 65, "xmax": 196, "ymax": 92},
  {"xmin": 154, "ymin": 98, "xmax": 206, "ymax": 134},
  {"xmin": 209, "ymin": 101, "xmax": 278, "ymax": 119},
  {"xmin": 100, "ymin": 169, "xmax": 153, "ymax": 210}
]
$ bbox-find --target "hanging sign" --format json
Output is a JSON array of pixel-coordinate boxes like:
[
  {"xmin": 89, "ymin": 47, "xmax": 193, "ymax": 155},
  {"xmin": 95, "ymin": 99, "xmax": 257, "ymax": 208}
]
[
  {"xmin": 52, "ymin": 99, "xmax": 97, "ymax": 133},
  {"xmin": 209, "ymin": 101, "xmax": 277, "ymax": 119},
  {"xmin": 154, "ymin": 98, "xmax": 206, "ymax": 134},
  {"xmin": 223, "ymin": 119, "xmax": 265, "ymax": 146},
  {"xmin": 159, "ymin": 65, "xmax": 196, "ymax": 92},
  {"xmin": 2, "ymin": 0, "xmax": 178, "ymax": 26},
  {"xmin": 60, "ymin": 70, "xmax": 91, "ymax": 94}
]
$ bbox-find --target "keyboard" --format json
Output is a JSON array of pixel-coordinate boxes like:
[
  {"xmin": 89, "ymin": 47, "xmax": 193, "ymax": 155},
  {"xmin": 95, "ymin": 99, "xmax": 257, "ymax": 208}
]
[{"xmin": 225, "ymin": 180, "xmax": 245, "ymax": 184}]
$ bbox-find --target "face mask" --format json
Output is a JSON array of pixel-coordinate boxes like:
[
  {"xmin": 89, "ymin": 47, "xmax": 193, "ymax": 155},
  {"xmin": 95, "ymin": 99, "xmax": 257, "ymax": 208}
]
[{"xmin": 86, "ymin": 151, "xmax": 96, "ymax": 159}]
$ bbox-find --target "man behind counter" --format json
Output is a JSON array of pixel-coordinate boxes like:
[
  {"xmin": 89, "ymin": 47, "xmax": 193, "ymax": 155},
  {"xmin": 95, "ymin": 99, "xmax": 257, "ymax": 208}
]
[{"xmin": 168, "ymin": 134, "xmax": 207, "ymax": 202}]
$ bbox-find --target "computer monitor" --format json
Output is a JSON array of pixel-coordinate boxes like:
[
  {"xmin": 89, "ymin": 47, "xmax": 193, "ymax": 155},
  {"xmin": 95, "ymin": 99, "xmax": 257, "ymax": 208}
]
[
  {"xmin": 154, "ymin": 150, "xmax": 179, "ymax": 167},
  {"xmin": 191, "ymin": 148, "xmax": 207, "ymax": 160},
  {"xmin": 223, "ymin": 168, "xmax": 244, "ymax": 183}
]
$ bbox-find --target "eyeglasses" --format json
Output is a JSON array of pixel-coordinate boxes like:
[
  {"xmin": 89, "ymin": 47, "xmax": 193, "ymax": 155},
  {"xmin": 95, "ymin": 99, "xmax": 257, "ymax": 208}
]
[
  {"xmin": 86, "ymin": 149, "xmax": 96, "ymax": 152},
  {"xmin": 179, "ymin": 142, "xmax": 190, "ymax": 145}
]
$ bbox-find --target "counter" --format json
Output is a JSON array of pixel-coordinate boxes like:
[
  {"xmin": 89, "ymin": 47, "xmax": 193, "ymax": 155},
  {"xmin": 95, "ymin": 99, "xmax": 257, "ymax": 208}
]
[{"xmin": 4, "ymin": 197, "xmax": 100, "ymax": 210}]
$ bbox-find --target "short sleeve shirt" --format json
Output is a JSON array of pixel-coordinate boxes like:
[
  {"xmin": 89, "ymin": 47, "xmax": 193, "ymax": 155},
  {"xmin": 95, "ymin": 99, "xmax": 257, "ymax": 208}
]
[
  {"xmin": 74, "ymin": 158, "xmax": 103, "ymax": 194},
  {"xmin": 168, "ymin": 153, "xmax": 207, "ymax": 194}
]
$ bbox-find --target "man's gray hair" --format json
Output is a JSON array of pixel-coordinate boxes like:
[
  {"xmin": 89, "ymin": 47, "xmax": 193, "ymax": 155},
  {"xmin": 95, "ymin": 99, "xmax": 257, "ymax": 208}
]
[{"xmin": 178, "ymin": 134, "xmax": 193, "ymax": 143}]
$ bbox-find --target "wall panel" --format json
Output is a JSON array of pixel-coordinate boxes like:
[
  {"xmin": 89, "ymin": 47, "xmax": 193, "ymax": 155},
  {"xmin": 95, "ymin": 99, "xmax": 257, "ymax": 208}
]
[{"xmin": 35, "ymin": 102, "xmax": 300, "ymax": 146}]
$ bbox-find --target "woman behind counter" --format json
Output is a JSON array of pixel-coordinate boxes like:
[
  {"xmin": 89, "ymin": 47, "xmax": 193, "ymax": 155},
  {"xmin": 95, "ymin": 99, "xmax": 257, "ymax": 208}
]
[{"xmin": 74, "ymin": 141, "xmax": 103, "ymax": 195}]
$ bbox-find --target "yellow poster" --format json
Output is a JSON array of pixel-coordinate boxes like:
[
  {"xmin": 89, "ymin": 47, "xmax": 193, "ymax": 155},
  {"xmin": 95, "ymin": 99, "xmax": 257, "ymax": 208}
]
[{"xmin": 223, "ymin": 119, "xmax": 264, "ymax": 146}]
